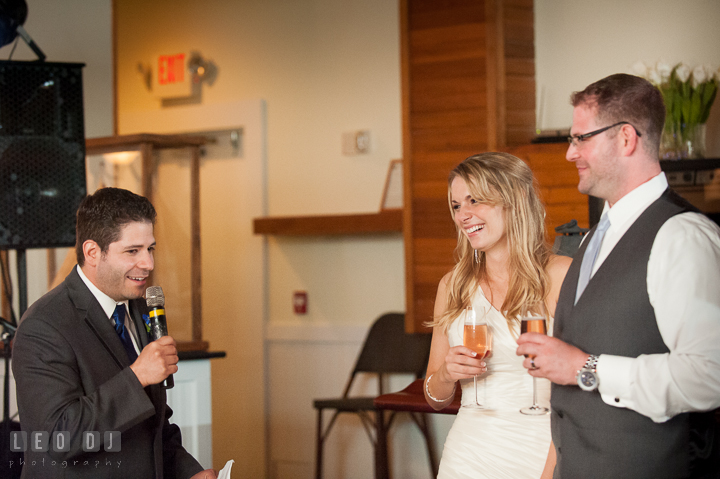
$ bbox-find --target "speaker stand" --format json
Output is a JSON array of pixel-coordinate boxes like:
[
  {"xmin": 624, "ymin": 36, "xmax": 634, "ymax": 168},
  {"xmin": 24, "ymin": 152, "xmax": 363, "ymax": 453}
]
[
  {"xmin": 0, "ymin": 317, "xmax": 20, "ymax": 479},
  {"xmin": 1, "ymin": 333, "xmax": 11, "ymax": 471},
  {"xmin": 16, "ymin": 249, "xmax": 27, "ymax": 317},
  {"xmin": 15, "ymin": 26, "xmax": 45, "ymax": 62},
  {"xmin": 1, "ymin": 250, "xmax": 23, "ymax": 478}
]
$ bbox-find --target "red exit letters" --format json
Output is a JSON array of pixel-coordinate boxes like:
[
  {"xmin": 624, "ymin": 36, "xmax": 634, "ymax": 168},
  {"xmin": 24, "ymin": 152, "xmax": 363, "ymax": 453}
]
[{"xmin": 157, "ymin": 54, "xmax": 185, "ymax": 85}]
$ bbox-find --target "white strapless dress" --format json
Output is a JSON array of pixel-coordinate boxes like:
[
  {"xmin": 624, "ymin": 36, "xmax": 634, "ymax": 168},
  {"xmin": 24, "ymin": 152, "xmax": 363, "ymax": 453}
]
[{"xmin": 437, "ymin": 290, "xmax": 552, "ymax": 479}]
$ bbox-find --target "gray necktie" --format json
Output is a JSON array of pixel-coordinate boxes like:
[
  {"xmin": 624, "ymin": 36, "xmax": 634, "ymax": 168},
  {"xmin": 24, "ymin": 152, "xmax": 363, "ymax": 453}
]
[{"xmin": 575, "ymin": 213, "xmax": 610, "ymax": 304}]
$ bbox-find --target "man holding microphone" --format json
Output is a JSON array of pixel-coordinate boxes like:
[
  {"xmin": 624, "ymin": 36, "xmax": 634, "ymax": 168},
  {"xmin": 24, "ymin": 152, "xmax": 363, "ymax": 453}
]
[{"xmin": 13, "ymin": 187, "xmax": 216, "ymax": 479}]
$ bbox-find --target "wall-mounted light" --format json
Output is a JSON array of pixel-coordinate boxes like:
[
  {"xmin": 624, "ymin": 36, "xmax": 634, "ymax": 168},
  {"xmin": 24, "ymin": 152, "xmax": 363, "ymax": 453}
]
[{"xmin": 187, "ymin": 52, "xmax": 217, "ymax": 85}]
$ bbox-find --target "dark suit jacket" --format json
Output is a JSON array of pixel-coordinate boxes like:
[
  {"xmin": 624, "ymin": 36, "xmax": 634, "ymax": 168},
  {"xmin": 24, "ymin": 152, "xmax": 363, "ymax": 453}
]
[{"xmin": 12, "ymin": 268, "xmax": 204, "ymax": 479}]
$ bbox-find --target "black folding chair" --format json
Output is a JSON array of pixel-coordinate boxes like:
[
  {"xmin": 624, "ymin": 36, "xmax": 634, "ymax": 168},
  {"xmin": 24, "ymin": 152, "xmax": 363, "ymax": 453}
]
[{"xmin": 313, "ymin": 312, "xmax": 433, "ymax": 479}]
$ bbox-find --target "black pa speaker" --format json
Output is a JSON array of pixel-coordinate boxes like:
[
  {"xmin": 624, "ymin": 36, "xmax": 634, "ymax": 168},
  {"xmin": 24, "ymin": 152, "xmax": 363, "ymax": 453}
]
[{"xmin": 0, "ymin": 60, "xmax": 86, "ymax": 249}]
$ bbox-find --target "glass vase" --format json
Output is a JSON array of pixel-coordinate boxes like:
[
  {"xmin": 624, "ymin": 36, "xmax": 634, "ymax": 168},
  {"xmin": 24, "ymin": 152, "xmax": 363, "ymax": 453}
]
[
  {"xmin": 681, "ymin": 123, "xmax": 706, "ymax": 159},
  {"xmin": 659, "ymin": 123, "xmax": 680, "ymax": 160}
]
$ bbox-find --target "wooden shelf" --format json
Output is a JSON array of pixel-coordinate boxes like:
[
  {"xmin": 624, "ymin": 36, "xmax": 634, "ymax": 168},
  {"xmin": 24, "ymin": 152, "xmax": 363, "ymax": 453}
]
[
  {"xmin": 86, "ymin": 133, "xmax": 209, "ymax": 155},
  {"xmin": 253, "ymin": 210, "xmax": 403, "ymax": 236},
  {"xmin": 176, "ymin": 340, "xmax": 210, "ymax": 352}
]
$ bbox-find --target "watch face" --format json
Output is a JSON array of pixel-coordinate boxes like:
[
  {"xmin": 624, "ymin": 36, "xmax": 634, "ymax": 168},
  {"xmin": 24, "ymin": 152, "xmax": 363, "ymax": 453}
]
[{"xmin": 578, "ymin": 370, "xmax": 598, "ymax": 391}]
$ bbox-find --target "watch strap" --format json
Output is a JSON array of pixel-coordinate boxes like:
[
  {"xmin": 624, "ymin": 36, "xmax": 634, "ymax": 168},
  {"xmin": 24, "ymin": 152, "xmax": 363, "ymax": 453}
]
[
  {"xmin": 582, "ymin": 354, "xmax": 599, "ymax": 372},
  {"xmin": 576, "ymin": 354, "xmax": 600, "ymax": 392}
]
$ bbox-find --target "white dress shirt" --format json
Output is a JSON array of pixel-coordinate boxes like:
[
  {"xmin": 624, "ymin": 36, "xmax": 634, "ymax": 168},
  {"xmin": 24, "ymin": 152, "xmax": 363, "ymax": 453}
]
[
  {"xmin": 77, "ymin": 265, "xmax": 141, "ymax": 356},
  {"xmin": 587, "ymin": 172, "xmax": 720, "ymax": 422}
]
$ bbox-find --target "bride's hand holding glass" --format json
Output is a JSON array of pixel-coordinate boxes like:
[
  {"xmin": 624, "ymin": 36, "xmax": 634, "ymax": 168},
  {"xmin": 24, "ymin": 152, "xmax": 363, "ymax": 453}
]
[{"xmin": 463, "ymin": 306, "xmax": 492, "ymax": 409}]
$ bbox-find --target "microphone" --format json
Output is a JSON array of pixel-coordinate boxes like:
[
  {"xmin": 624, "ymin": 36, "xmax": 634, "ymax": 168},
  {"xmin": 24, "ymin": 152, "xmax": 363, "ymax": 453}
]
[{"xmin": 145, "ymin": 286, "xmax": 174, "ymax": 389}]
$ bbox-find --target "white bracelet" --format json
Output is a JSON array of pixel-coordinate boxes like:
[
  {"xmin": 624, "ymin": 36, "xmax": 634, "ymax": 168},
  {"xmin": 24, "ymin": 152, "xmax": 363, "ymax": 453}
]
[{"xmin": 425, "ymin": 373, "xmax": 456, "ymax": 403}]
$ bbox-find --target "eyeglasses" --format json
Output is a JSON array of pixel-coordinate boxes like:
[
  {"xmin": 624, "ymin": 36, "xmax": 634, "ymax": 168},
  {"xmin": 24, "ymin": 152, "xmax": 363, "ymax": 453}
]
[{"xmin": 567, "ymin": 121, "xmax": 642, "ymax": 148}]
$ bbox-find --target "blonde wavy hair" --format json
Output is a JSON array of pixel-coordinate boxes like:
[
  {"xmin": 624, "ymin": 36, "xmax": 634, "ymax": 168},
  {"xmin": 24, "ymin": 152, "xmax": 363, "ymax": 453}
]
[{"xmin": 428, "ymin": 152, "xmax": 551, "ymax": 333}]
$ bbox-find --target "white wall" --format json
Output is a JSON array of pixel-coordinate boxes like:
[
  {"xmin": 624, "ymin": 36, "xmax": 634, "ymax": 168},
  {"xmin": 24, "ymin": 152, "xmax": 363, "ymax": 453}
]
[{"xmin": 535, "ymin": 0, "xmax": 720, "ymax": 156}]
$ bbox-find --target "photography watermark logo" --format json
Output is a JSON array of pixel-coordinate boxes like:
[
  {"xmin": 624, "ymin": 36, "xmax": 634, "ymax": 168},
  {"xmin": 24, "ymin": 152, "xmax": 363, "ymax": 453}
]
[{"xmin": 8, "ymin": 431, "xmax": 122, "ymax": 470}]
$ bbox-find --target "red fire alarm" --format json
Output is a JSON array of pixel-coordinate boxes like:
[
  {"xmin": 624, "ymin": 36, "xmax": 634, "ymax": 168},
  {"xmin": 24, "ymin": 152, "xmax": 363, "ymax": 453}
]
[{"xmin": 293, "ymin": 291, "xmax": 308, "ymax": 314}]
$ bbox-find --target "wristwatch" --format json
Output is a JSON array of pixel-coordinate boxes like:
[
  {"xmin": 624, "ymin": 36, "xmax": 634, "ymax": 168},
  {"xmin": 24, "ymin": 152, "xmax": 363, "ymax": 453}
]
[{"xmin": 576, "ymin": 354, "xmax": 600, "ymax": 391}]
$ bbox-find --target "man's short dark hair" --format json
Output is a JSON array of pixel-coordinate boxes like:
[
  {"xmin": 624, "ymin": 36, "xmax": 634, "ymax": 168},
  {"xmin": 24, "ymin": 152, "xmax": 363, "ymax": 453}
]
[
  {"xmin": 75, "ymin": 187, "xmax": 156, "ymax": 266},
  {"xmin": 571, "ymin": 73, "xmax": 665, "ymax": 158}
]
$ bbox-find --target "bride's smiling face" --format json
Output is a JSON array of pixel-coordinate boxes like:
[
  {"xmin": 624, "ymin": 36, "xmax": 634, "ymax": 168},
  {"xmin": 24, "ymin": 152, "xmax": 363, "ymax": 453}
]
[{"xmin": 450, "ymin": 176, "xmax": 507, "ymax": 255}]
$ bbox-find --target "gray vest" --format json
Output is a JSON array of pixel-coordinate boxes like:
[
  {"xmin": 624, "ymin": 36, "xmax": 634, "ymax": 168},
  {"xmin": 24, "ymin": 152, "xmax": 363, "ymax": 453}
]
[{"xmin": 551, "ymin": 189, "xmax": 719, "ymax": 479}]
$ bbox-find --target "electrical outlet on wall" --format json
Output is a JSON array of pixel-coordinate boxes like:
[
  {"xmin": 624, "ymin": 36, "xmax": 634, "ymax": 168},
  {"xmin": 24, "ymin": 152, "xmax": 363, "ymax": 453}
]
[{"xmin": 342, "ymin": 130, "xmax": 370, "ymax": 155}]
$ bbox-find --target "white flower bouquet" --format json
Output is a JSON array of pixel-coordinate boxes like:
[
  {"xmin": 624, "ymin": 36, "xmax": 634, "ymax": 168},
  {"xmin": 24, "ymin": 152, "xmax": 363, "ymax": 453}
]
[{"xmin": 633, "ymin": 60, "xmax": 718, "ymax": 159}]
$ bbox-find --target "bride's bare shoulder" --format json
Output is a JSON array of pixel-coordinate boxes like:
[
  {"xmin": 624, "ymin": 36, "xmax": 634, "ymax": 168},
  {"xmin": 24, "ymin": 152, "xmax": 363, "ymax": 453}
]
[{"xmin": 546, "ymin": 254, "xmax": 572, "ymax": 281}]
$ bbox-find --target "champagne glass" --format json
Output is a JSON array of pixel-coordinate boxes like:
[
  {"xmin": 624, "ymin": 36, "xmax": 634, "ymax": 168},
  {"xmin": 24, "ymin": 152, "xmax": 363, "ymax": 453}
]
[
  {"xmin": 463, "ymin": 306, "xmax": 492, "ymax": 409},
  {"xmin": 520, "ymin": 303, "xmax": 549, "ymax": 415}
]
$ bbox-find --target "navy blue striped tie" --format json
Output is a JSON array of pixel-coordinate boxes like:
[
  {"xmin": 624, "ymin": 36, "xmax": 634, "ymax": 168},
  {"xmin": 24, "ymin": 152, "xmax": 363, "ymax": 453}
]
[{"xmin": 112, "ymin": 304, "xmax": 138, "ymax": 363}]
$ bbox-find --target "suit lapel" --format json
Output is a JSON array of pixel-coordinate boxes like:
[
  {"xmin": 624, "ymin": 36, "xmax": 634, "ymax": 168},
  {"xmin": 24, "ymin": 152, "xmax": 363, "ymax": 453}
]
[
  {"xmin": 128, "ymin": 299, "xmax": 150, "ymax": 349},
  {"xmin": 65, "ymin": 268, "xmax": 132, "ymax": 369}
]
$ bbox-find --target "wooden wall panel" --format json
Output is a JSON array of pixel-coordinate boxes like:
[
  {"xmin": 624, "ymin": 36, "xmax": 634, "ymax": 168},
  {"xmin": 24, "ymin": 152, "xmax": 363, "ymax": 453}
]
[
  {"xmin": 508, "ymin": 143, "xmax": 589, "ymax": 238},
  {"xmin": 410, "ymin": 24, "xmax": 486, "ymax": 61},
  {"xmin": 408, "ymin": 1, "xmax": 485, "ymax": 30},
  {"xmin": 502, "ymin": 0, "xmax": 535, "ymax": 147},
  {"xmin": 412, "ymin": 109, "xmax": 486, "ymax": 130}
]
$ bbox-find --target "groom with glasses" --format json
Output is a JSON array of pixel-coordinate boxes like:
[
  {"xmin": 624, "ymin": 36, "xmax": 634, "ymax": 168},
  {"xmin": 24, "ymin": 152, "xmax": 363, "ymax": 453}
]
[
  {"xmin": 517, "ymin": 73, "xmax": 720, "ymax": 478},
  {"xmin": 567, "ymin": 120, "xmax": 642, "ymax": 148}
]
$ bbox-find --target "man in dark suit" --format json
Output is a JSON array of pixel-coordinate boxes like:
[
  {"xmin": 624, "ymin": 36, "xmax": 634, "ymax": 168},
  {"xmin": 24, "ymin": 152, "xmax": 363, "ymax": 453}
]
[
  {"xmin": 517, "ymin": 74, "xmax": 720, "ymax": 478},
  {"xmin": 12, "ymin": 187, "xmax": 217, "ymax": 479}
]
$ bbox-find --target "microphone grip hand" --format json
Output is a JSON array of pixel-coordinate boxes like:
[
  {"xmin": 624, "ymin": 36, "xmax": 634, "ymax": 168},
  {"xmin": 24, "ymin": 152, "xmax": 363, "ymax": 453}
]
[{"xmin": 130, "ymin": 336, "xmax": 178, "ymax": 388}]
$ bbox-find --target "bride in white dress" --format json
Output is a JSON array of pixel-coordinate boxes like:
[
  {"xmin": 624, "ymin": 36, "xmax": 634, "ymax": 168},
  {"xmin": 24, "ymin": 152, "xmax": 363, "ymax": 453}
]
[{"xmin": 423, "ymin": 153, "xmax": 571, "ymax": 479}]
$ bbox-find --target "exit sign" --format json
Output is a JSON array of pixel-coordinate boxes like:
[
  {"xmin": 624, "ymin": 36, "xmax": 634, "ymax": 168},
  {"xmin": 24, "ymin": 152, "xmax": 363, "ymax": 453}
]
[
  {"xmin": 153, "ymin": 52, "xmax": 192, "ymax": 98},
  {"xmin": 158, "ymin": 53, "xmax": 185, "ymax": 85}
]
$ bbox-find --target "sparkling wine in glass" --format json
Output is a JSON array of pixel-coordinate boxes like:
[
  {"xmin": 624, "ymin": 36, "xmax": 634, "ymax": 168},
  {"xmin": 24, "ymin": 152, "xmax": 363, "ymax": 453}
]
[
  {"xmin": 520, "ymin": 305, "xmax": 549, "ymax": 415},
  {"xmin": 463, "ymin": 306, "xmax": 492, "ymax": 409}
]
